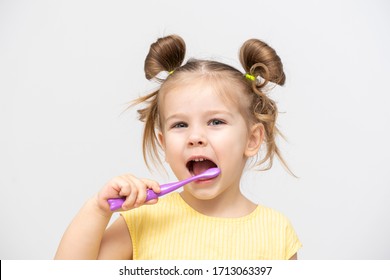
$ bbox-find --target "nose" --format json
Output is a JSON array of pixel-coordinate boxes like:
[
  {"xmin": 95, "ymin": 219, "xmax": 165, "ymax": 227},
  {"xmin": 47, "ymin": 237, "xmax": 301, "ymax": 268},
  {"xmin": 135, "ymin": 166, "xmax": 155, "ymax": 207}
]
[
  {"xmin": 187, "ymin": 129, "xmax": 208, "ymax": 147},
  {"xmin": 189, "ymin": 138, "xmax": 206, "ymax": 147}
]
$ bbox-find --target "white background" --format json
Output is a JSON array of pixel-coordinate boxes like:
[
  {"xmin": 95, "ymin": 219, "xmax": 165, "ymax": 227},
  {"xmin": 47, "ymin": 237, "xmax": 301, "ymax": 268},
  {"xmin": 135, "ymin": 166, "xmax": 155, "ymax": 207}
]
[{"xmin": 1, "ymin": 0, "xmax": 389, "ymax": 259}]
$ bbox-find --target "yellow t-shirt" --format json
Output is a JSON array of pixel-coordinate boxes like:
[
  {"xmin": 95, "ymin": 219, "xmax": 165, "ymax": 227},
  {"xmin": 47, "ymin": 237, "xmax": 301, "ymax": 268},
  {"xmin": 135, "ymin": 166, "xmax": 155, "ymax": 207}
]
[{"xmin": 121, "ymin": 192, "xmax": 301, "ymax": 260}]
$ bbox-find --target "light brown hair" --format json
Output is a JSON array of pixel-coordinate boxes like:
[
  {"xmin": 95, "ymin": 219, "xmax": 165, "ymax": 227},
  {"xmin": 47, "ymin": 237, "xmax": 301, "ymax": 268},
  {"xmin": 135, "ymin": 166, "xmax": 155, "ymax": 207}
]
[{"xmin": 132, "ymin": 35, "xmax": 293, "ymax": 175}]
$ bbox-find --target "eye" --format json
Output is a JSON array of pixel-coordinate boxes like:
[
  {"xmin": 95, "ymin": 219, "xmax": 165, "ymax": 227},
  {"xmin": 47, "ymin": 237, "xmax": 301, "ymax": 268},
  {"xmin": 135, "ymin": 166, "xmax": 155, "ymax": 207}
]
[
  {"xmin": 208, "ymin": 119, "xmax": 226, "ymax": 126},
  {"xmin": 171, "ymin": 122, "xmax": 188, "ymax": 129}
]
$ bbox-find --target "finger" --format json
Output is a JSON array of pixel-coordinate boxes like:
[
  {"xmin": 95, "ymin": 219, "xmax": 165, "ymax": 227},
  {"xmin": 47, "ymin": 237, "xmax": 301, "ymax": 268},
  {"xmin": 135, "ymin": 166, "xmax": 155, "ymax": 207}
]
[
  {"xmin": 121, "ymin": 176, "xmax": 148, "ymax": 209},
  {"xmin": 100, "ymin": 177, "xmax": 131, "ymax": 202},
  {"xmin": 131, "ymin": 177, "xmax": 152, "ymax": 207},
  {"xmin": 144, "ymin": 198, "xmax": 159, "ymax": 205},
  {"xmin": 121, "ymin": 187, "xmax": 138, "ymax": 210},
  {"xmin": 141, "ymin": 178, "xmax": 161, "ymax": 193},
  {"xmin": 111, "ymin": 176, "xmax": 137, "ymax": 210},
  {"xmin": 116, "ymin": 175, "xmax": 138, "ymax": 197},
  {"xmin": 131, "ymin": 178, "xmax": 159, "ymax": 207}
]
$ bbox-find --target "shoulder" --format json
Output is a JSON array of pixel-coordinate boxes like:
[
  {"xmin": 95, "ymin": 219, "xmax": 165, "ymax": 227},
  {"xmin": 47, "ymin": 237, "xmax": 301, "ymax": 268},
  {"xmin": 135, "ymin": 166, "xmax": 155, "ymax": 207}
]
[
  {"xmin": 254, "ymin": 204, "xmax": 300, "ymax": 239},
  {"xmin": 256, "ymin": 204, "xmax": 293, "ymax": 226},
  {"xmin": 255, "ymin": 205, "xmax": 302, "ymax": 259}
]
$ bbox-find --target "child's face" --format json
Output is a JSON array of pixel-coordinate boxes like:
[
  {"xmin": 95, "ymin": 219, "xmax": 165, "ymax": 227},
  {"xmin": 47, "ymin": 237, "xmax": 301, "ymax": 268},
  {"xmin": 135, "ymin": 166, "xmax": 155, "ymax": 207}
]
[{"xmin": 158, "ymin": 79, "xmax": 263, "ymax": 200}]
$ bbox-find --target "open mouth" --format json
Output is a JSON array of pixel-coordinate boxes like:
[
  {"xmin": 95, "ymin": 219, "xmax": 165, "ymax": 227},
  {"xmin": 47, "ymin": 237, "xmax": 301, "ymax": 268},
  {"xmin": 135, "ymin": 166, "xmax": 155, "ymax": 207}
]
[{"xmin": 186, "ymin": 158, "xmax": 218, "ymax": 177}]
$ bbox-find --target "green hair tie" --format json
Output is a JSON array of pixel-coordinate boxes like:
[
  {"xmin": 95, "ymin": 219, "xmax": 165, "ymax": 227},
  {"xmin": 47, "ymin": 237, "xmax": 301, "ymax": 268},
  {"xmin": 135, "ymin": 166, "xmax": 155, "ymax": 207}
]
[{"xmin": 245, "ymin": 73, "xmax": 256, "ymax": 81}]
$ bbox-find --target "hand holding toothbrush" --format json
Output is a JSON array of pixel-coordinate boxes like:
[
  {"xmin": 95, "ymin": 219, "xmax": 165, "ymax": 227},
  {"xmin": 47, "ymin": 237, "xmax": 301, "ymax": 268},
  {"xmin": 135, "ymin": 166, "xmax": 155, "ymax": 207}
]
[
  {"xmin": 97, "ymin": 174, "xmax": 161, "ymax": 213},
  {"xmin": 107, "ymin": 168, "xmax": 221, "ymax": 211}
]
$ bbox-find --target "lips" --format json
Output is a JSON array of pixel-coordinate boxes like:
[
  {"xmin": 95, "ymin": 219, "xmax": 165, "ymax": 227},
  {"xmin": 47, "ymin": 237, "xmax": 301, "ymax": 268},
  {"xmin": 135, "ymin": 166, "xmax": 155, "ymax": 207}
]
[{"xmin": 186, "ymin": 157, "xmax": 218, "ymax": 176}]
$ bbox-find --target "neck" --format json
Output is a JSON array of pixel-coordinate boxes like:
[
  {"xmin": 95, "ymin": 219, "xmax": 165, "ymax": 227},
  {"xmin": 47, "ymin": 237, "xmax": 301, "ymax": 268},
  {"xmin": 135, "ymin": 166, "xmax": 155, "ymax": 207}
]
[{"xmin": 180, "ymin": 185, "xmax": 256, "ymax": 218}]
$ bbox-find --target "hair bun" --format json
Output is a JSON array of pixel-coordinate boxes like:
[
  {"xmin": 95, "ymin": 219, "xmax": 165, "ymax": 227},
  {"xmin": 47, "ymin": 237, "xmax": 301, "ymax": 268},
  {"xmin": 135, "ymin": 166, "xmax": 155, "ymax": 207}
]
[
  {"xmin": 239, "ymin": 39, "xmax": 285, "ymax": 86},
  {"xmin": 144, "ymin": 35, "xmax": 186, "ymax": 80}
]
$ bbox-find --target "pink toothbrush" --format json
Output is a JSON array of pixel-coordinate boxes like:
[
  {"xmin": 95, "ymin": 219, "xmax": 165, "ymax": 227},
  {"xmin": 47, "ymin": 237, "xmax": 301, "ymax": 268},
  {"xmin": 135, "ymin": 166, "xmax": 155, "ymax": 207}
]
[{"xmin": 107, "ymin": 167, "xmax": 221, "ymax": 211}]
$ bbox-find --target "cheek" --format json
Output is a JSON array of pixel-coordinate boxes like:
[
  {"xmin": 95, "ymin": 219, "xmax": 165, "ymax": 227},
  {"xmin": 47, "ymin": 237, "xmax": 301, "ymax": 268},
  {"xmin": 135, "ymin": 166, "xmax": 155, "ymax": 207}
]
[
  {"xmin": 211, "ymin": 129, "xmax": 248, "ymax": 155},
  {"xmin": 220, "ymin": 138, "xmax": 246, "ymax": 158},
  {"xmin": 162, "ymin": 133, "xmax": 184, "ymax": 159},
  {"xmin": 221, "ymin": 128, "xmax": 248, "ymax": 156}
]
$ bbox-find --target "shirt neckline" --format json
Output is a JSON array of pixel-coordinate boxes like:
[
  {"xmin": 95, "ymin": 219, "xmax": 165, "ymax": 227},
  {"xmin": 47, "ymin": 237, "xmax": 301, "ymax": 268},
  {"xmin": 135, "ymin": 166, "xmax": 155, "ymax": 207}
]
[{"xmin": 171, "ymin": 192, "xmax": 260, "ymax": 222}]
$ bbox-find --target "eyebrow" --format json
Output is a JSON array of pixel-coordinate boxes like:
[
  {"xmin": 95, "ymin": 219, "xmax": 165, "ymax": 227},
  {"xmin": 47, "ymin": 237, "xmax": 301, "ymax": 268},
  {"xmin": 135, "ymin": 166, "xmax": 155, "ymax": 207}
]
[
  {"xmin": 205, "ymin": 110, "xmax": 234, "ymax": 117},
  {"xmin": 165, "ymin": 110, "xmax": 233, "ymax": 118},
  {"xmin": 165, "ymin": 110, "xmax": 234, "ymax": 122}
]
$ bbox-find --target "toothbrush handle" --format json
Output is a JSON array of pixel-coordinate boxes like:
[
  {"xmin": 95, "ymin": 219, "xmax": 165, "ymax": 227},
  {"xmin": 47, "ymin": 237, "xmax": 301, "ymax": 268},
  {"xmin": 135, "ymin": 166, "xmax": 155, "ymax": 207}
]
[
  {"xmin": 107, "ymin": 197, "xmax": 126, "ymax": 211},
  {"xmin": 107, "ymin": 168, "xmax": 220, "ymax": 211},
  {"xmin": 107, "ymin": 189, "xmax": 159, "ymax": 211},
  {"xmin": 107, "ymin": 180, "xmax": 187, "ymax": 211}
]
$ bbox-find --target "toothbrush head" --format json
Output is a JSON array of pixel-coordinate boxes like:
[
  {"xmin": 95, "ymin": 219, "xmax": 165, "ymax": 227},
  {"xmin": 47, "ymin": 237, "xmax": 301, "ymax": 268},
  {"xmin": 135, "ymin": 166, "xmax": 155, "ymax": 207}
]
[{"xmin": 194, "ymin": 167, "xmax": 221, "ymax": 180}]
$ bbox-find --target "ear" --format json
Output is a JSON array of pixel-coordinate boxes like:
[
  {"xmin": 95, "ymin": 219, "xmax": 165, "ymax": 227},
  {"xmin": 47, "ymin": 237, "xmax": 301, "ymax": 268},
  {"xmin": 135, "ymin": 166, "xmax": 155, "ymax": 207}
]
[
  {"xmin": 157, "ymin": 131, "xmax": 165, "ymax": 151},
  {"xmin": 157, "ymin": 131, "xmax": 169, "ymax": 163},
  {"xmin": 245, "ymin": 123, "xmax": 264, "ymax": 157}
]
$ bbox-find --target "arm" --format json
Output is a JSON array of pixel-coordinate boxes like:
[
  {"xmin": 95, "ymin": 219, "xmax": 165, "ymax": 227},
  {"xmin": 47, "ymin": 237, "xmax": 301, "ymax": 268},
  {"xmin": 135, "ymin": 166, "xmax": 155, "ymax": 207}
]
[
  {"xmin": 54, "ymin": 195, "xmax": 118, "ymax": 259},
  {"xmin": 98, "ymin": 215, "xmax": 132, "ymax": 259},
  {"xmin": 289, "ymin": 253, "xmax": 298, "ymax": 260},
  {"xmin": 54, "ymin": 174, "xmax": 160, "ymax": 259}
]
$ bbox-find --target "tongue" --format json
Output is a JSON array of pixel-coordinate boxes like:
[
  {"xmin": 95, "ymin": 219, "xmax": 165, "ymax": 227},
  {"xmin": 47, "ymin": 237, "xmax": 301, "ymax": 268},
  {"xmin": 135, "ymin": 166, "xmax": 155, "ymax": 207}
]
[{"xmin": 192, "ymin": 160, "xmax": 216, "ymax": 176}]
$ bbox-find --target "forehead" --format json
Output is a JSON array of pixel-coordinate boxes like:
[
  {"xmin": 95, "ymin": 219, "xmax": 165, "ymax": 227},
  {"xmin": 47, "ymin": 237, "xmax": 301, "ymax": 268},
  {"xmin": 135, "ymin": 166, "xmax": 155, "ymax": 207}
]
[{"xmin": 159, "ymin": 76, "xmax": 247, "ymax": 116}]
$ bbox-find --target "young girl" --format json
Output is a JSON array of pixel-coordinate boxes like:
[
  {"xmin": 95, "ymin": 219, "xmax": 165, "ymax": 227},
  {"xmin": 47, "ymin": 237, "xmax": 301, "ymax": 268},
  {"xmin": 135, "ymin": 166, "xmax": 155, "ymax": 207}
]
[{"xmin": 55, "ymin": 35, "xmax": 302, "ymax": 260}]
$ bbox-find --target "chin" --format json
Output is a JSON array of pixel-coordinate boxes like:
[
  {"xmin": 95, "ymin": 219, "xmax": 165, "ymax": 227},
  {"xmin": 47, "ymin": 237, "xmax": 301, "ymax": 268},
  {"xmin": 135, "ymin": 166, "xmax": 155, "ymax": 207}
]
[{"xmin": 184, "ymin": 183, "xmax": 222, "ymax": 200}]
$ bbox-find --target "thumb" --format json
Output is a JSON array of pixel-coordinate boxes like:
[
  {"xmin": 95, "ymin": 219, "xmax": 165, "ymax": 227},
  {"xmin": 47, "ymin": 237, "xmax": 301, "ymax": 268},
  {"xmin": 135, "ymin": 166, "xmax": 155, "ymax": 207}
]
[{"xmin": 144, "ymin": 198, "xmax": 159, "ymax": 205}]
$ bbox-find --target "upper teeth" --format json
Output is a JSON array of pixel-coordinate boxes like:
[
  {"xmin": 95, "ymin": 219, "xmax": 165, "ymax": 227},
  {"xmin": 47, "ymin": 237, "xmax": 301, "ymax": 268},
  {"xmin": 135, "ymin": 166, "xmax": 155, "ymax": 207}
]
[{"xmin": 193, "ymin": 158, "xmax": 205, "ymax": 162}]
